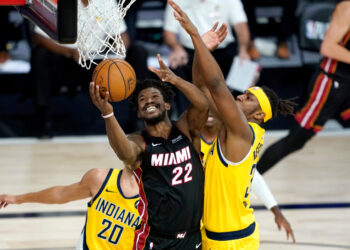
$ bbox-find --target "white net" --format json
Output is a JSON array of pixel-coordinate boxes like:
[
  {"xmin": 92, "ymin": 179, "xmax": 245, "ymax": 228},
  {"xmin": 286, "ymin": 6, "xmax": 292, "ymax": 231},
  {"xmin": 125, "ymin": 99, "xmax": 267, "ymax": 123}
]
[{"xmin": 77, "ymin": 0, "xmax": 136, "ymax": 69}]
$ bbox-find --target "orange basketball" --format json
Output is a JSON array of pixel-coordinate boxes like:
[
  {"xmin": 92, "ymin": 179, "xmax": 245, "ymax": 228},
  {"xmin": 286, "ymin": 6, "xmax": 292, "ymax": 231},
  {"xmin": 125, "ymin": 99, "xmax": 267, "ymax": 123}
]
[{"xmin": 92, "ymin": 58, "xmax": 136, "ymax": 102}]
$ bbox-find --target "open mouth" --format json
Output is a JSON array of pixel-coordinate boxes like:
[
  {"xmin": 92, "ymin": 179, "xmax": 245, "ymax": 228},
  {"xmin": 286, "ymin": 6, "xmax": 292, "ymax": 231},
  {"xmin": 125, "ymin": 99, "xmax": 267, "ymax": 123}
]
[
  {"xmin": 207, "ymin": 116, "xmax": 214, "ymax": 123},
  {"xmin": 144, "ymin": 104, "xmax": 159, "ymax": 113}
]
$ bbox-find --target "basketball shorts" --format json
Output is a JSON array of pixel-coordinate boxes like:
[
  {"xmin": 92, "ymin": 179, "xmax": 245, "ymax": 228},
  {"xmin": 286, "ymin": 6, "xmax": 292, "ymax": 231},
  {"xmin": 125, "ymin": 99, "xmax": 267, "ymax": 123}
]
[
  {"xmin": 201, "ymin": 223, "xmax": 259, "ymax": 250},
  {"xmin": 295, "ymin": 70, "xmax": 350, "ymax": 133},
  {"xmin": 141, "ymin": 231, "xmax": 202, "ymax": 250}
]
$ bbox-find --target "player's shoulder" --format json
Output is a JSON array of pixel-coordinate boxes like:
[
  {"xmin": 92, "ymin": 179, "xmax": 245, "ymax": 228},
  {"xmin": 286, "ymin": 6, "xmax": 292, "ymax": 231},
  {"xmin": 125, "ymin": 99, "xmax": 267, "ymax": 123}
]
[{"xmin": 83, "ymin": 168, "xmax": 110, "ymax": 184}]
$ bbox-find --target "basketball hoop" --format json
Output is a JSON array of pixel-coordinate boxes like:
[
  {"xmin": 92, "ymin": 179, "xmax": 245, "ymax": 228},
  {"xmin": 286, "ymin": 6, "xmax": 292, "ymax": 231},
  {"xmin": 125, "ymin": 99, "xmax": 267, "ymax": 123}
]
[{"xmin": 77, "ymin": 0, "xmax": 136, "ymax": 69}]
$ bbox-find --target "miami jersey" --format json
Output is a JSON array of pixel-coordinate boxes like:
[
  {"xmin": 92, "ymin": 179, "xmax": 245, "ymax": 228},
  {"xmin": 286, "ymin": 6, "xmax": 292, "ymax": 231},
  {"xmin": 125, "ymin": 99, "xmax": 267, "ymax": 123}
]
[
  {"xmin": 78, "ymin": 169, "xmax": 140, "ymax": 249},
  {"xmin": 203, "ymin": 122, "xmax": 265, "ymax": 233}
]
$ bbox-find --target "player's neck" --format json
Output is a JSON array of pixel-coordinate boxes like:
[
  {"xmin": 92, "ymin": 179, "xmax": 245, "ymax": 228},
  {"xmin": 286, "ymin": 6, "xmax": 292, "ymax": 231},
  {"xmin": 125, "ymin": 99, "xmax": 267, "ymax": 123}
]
[
  {"xmin": 144, "ymin": 118, "xmax": 172, "ymax": 139},
  {"xmin": 201, "ymin": 125, "xmax": 220, "ymax": 143}
]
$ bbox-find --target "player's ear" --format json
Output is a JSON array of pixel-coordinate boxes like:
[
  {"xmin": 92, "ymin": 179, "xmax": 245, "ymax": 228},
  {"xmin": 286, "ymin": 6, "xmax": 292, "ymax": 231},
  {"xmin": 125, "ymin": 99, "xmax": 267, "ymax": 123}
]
[
  {"xmin": 165, "ymin": 102, "xmax": 171, "ymax": 111},
  {"xmin": 253, "ymin": 110, "xmax": 265, "ymax": 122}
]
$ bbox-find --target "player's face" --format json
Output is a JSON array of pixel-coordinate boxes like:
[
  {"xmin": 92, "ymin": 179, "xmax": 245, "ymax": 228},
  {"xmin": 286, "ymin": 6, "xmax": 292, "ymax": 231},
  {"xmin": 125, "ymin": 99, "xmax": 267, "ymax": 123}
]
[
  {"xmin": 137, "ymin": 87, "xmax": 170, "ymax": 124},
  {"xmin": 236, "ymin": 91, "xmax": 261, "ymax": 118}
]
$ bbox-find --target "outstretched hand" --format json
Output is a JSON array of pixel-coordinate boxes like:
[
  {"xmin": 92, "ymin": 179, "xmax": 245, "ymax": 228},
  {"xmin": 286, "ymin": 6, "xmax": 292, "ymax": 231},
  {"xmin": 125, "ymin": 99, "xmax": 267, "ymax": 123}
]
[
  {"xmin": 89, "ymin": 82, "xmax": 114, "ymax": 116},
  {"xmin": 273, "ymin": 206, "xmax": 296, "ymax": 244},
  {"xmin": 202, "ymin": 22, "xmax": 228, "ymax": 51},
  {"xmin": 168, "ymin": 0, "xmax": 198, "ymax": 36},
  {"xmin": 0, "ymin": 195, "xmax": 17, "ymax": 209},
  {"xmin": 149, "ymin": 54, "xmax": 179, "ymax": 84}
]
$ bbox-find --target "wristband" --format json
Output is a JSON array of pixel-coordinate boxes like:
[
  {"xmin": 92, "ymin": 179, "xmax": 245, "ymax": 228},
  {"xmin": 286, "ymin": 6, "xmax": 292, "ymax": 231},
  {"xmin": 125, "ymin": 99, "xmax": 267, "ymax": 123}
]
[{"xmin": 102, "ymin": 112, "xmax": 114, "ymax": 119}]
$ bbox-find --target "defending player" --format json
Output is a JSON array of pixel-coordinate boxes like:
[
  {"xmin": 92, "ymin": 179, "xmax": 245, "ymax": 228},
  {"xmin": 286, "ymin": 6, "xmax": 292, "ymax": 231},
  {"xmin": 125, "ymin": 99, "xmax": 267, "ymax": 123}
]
[
  {"xmin": 168, "ymin": 0, "xmax": 296, "ymax": 248},
  {"xmin": 201, "ymin": 112, "xmax": 295, "ymax": 243},
  {"xmin": 0, "ymin": 167, "xmax": 140, "ymax": 249},
  {"xmin": 89, "ymin": 53, "xmax": 210, "ymax": 248}
]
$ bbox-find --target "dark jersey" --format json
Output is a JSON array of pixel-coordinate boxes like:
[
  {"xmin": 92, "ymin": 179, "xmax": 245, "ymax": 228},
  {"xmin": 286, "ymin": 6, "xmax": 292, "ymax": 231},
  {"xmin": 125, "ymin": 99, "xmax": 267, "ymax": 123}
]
[
  {"xmin": 321, "ymin": 30, "xmax": 350, "ymax": 81},
  {"xmin": 135, "ymin": 124, "xmax": 204, "ymax": 234}
]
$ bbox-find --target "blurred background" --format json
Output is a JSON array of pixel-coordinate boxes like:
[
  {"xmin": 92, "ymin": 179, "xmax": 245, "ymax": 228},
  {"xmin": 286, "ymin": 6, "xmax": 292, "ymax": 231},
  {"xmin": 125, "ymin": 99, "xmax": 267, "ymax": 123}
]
[{"xmin": 0, "ymin": 0, "xmax": 346, "ymax": 138}]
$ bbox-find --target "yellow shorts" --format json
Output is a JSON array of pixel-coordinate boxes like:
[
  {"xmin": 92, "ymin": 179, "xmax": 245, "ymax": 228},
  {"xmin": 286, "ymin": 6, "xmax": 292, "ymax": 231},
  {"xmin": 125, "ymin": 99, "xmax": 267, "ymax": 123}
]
[{"xmin": 201, "ymin": 223, "xmax": 259, "ymax": 250}]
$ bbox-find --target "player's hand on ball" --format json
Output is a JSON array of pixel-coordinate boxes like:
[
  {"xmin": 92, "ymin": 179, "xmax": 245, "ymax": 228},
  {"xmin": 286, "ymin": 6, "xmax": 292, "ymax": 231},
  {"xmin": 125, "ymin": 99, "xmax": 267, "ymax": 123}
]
[
  {"xmin": 0, "ymin": 195, "xmax": 17, "ymax": 208},
  {"xmin": 89, "ymin": 82, "xmax": 114, "ymax": 116},
  {"xmin": 149, "ymin": 54, "xmax": 179, "ymax": 85}
]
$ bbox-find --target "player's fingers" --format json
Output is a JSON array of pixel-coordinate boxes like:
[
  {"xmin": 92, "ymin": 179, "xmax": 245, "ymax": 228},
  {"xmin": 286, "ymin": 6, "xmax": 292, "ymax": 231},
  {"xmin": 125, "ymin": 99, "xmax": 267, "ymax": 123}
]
[
  {"xmin": 211, "ymin": 22, "xmax": 219, "ymax": 32},
  {"xmin": 148, "ymin": 65, "xmax": 157, "ymax": 73},
  {"xmin": 290, "ymin": 231, "xmax": 296, "ymax": 244},
  {"xmin": 219, "ymin": 26, "xmax": 228, "ymax": 40},
  {"xmin": 157, "ymin": 54, "xmax": 168, "ymax": 69},
  {"xmin": 4, "ymin": 202, "xmax": 8, "ymax": 208},
  {"xmin": 94, "ymin": 85, "xmax": 103, "ymax": 102},
  {"xmin": 89, "ymin": 82, "xmax": 96, "ymax": 99},
  {"xmin": 148, "ymin": 65, "xmax": 162, "ymax": 75},
  {"xmin": 103, "ymin": 91, "xmax": 110, "ymax": 103},
  {"xmin": 221, "ymin": 30, "xmax": 228, "ymax": 42},
  {"xmin": 169, "ymin": 0, "xmax": 184, "ymax": 16},
  {"xmin": 173, "ymin": 12, "xmax": 185, "ymax": 23},
  {"xmin": 148, "ymin": 66, "xmax": 163, "ymax": 79},
  {"xmin": 218, "ymin": 23, "xmax": 228, "ymax": 34}
]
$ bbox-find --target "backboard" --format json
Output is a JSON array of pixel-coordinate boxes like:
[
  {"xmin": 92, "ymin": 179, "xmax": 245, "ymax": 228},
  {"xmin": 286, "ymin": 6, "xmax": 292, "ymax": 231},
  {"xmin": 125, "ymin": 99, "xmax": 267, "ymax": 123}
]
[{"xmin": 0, "ymin": 0, "xmax": 77, "ymax": 43}]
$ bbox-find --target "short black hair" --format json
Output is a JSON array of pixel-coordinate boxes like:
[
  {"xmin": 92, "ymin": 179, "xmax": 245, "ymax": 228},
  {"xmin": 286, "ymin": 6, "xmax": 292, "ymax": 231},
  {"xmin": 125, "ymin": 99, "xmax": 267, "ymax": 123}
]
[
  {"xmin": 261, "ymin": 86, "xmax": 297, "ymax": 122},
  {"xmin": 129, "ymin": 79, "xmax": 175, "ymax": 110}
]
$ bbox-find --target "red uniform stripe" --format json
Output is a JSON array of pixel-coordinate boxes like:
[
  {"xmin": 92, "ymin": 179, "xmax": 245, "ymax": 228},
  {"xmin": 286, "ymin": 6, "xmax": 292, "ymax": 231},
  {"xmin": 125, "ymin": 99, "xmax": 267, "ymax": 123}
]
[
  {"xmin": 295, "ymin": 73, "xmax": 332, "ymax": 131},
  {"xmin": 341, "ymin": 109, "xmax": 350, "ymax": 121},
  {"xmin": 306, "ymin": 78, "xmax": 332, "ymax": 131},
  {"xmin": 133, "ymin": 168, "xmax": 150, "ymax": 250},
  {"xmin": 296, "ymin": 74, "xmax": 325, "ymax": 122}
]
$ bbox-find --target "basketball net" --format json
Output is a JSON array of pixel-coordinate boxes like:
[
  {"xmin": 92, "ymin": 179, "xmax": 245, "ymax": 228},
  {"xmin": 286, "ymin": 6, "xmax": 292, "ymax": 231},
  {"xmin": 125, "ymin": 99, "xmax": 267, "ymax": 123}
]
[{"xmin": 77, "ymin": 0, "xmax": 136, "ymax": 69}]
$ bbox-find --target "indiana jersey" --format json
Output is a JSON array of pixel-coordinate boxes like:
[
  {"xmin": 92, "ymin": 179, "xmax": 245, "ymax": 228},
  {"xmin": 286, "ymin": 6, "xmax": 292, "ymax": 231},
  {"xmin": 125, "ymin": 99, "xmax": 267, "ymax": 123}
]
[
  {"xmin": 321, "ymin": 30, "xmax": 350, "ymax": 80},
  {"xmin": 134, "ymin": 124, "xmax": 204, "ymax": 239},
  {"xmin": 78, "ymin": 169, "xmax": 140, "ymax": 249},
  {"xmin": 202, "ymin": 122, "xmax": 265, "ymax": 232}
]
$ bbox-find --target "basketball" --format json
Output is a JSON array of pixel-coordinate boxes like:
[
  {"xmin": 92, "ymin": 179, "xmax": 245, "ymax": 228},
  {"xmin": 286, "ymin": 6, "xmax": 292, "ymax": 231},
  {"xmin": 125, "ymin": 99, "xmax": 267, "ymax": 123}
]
[{"xmin": 92, "ymin": 58, "xmax": 136, "ymax": 102}]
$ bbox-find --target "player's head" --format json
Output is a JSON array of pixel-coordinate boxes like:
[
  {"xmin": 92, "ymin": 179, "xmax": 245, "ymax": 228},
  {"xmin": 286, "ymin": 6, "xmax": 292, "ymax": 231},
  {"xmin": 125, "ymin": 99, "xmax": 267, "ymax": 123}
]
[
  {"xmin": 236, "ymin": 86, "xmax": 296, "ymax": 125},
  {"xmin": 129, "ymin": 79, "xmax": 175, "ymax": 125}
]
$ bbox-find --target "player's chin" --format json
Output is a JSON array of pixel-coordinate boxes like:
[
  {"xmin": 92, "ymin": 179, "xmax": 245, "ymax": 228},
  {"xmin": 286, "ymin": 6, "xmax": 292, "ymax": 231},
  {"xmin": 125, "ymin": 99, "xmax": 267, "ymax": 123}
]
[{"xmin": 143, "ymin": 112, "xmax": 166, "ymax": 125}]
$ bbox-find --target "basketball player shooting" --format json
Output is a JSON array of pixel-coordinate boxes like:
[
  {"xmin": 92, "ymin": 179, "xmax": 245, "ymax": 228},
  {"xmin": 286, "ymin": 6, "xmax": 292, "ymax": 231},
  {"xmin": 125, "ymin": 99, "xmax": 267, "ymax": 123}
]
[
  {"xmin": 89, "ymin": 53, "xmax": 209, "ymax": 249},
  {"xmin": 168, "ymin": 0, "xmax": 296, "ymax": 248}
]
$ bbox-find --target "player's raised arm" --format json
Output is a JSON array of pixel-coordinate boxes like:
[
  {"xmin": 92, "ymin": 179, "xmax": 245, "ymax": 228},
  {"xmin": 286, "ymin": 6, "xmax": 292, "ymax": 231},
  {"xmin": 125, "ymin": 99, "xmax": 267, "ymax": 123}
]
[
  {"xmin": 168, "ymin": 0, "xmax": 252, "ymax": 143},
  {"xmin": 0, "ymin": 169, "xmax": 104, "ymax": 208},
  {"xmin": 193, "ymin": 22, "xmax": 228, "ymax": 120},
  {"xmin": 89, "ymin": 82, "xmax": 143, "ymax": 170},
  {"xmin": 149, "ymin": 53, "xmax": 209, "ymax": 147}
]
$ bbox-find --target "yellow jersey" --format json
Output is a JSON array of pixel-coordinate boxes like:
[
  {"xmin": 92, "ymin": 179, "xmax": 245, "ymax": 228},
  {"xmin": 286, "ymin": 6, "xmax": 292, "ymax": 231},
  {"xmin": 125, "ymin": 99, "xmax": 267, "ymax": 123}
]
[
  {"xmin": 200, "ymin": 135, "xmax": 214, "ymax": 166},
  {"xmin": 202, "ymin": 123, "xmax": 265, "ymax": 233},
  {"xmin": 80, "ymin": 169, "xmax": 140, "ymax": 249}
]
